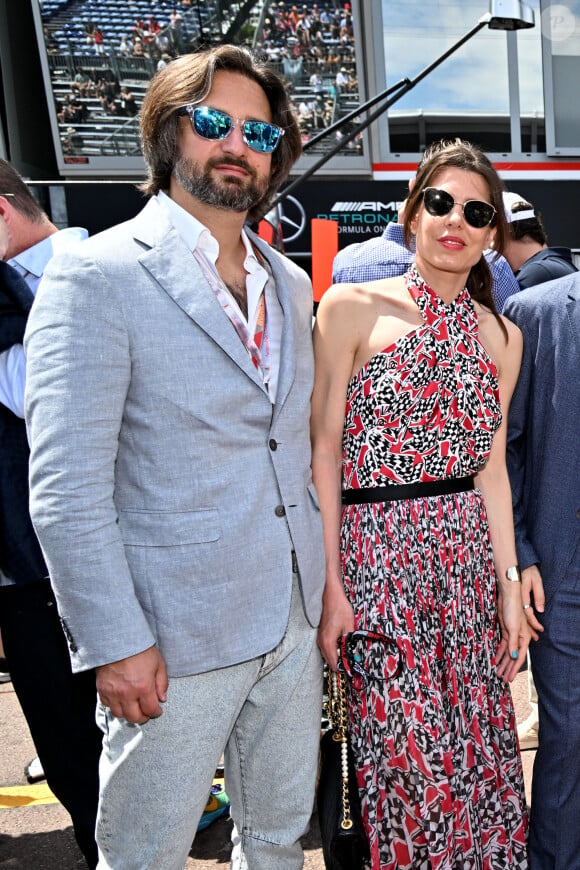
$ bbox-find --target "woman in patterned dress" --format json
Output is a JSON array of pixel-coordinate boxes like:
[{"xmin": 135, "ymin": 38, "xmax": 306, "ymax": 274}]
[{"xmin": 311, "ymin": 139, "xmax": 532, "ymax": 869}]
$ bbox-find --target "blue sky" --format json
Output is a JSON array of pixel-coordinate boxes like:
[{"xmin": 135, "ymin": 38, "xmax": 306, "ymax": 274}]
[{"xmin": 381, "ymin": 0, "xmax": 544, "ymax": 115}]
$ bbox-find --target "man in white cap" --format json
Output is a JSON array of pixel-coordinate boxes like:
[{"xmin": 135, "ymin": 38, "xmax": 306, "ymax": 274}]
[{"xmin": 503, "ymin": 190, "xmax": 577, "ymax": 289}]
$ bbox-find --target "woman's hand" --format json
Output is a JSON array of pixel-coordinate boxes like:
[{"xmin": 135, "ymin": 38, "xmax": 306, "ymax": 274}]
[
  {"xmin": 495, "ymin": 584, "xmax": 531, "ymax": 682},
  {"xmin": 317, "ymin": 582, "xmax": 355, "ymax": 670}
]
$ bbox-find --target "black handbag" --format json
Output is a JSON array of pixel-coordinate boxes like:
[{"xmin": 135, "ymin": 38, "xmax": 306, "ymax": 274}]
[{"xmin": 317, "ymin": 671, "xmax": 370, "ymax": 870}]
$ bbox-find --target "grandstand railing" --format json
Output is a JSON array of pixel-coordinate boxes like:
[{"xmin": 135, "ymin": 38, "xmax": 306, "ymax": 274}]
[{"xmin": 48, "ymin": 52, "xmax": 157, "ymax": 82}]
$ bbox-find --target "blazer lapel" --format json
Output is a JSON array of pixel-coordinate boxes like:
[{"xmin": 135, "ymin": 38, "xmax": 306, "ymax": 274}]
[{"xmin": 132, "ymin": 201, "xmax": 267, "ymax": 394}]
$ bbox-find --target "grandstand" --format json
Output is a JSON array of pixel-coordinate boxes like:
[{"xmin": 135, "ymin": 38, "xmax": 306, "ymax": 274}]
[{"xmin": 37, "ymin": 0, "xmax": 359, "ymax": 160}]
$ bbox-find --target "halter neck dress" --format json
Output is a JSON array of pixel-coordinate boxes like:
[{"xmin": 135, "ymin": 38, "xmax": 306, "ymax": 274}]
[{"xmin": 340, "ymin": 265, "xmax": 528, "ymax": 869}]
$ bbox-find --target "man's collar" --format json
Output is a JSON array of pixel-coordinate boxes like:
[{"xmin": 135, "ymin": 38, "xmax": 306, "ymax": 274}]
[{"xmin": 8, "ymin": 227, "xmax": 87, "ymax": 277}]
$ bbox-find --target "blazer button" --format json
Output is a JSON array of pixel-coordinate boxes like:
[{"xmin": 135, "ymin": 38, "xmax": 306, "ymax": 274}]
[
  {"xmin": 269, "ymin": 439, "xmax": 278, "ymax": 451},
  {"xmin": 275, "ymin": 505, "xmax": 286, "ymax": 517}
]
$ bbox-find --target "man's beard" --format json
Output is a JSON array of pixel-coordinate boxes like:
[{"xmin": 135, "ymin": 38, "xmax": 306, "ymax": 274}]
[{"xmin": 173, "ymin": 154, "xmax": 268, "ymax": 213}]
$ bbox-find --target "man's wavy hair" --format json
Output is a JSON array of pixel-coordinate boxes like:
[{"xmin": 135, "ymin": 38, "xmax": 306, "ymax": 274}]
[
  {"xmin": 139, "ymin": 45, "xmax": 302, "ymax": 222},
  {"xmin": 403, "ymin": 138, "xmax": 508, "ymax": 338}
]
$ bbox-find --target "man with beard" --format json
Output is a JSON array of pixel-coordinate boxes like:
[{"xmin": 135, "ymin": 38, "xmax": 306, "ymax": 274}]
[{"xmin": 25, "ymin": 46, "xmax": 325, "ymax": 870}]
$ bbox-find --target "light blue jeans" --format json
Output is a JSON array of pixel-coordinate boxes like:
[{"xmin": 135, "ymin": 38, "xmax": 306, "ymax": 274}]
[{"xmin": 95, "ymin": 577, "xmax": 323, "ymax": 869}]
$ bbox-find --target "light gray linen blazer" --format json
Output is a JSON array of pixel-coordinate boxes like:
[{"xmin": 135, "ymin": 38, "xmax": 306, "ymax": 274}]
[{"xmin": 25, "ymin": 197, "xmax": 325, "ymax": 676}]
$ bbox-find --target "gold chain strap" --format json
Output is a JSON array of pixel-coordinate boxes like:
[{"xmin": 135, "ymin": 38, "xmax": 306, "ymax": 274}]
[{"xmin": 329, "ymin": 671, "xmax": 354, "ymax": 831}]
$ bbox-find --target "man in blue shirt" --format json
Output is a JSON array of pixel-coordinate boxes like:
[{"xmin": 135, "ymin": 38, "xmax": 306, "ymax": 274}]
[{"xmin": 0, "ymin": 159, "xmax": 100, "ymax": 869}]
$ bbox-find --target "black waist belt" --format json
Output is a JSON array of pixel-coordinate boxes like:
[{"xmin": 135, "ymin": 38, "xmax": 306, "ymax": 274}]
[{"xmin": 342, "ymin": 475, "xmax": 474, "ymax": 505}]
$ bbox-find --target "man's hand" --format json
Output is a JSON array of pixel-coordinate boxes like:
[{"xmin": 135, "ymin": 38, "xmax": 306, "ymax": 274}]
[
  {"xmin": 522, "ymin": 564, "xmax": 545, "ymax": 641},
  {"xmin": 96, "ymin": 645, "xmax": 168, "ymax": 724}
]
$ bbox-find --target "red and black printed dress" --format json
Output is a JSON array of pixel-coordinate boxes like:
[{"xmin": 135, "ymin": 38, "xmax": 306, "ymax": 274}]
[{"xmin": 340, "ymin": 265, "xmax": 528, "ymax": 870}]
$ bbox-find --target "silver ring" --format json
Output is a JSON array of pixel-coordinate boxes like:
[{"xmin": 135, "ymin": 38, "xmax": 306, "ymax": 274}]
[{"xmin": 523, "ymin": 604, "xmax": 531, "ymax": 609}]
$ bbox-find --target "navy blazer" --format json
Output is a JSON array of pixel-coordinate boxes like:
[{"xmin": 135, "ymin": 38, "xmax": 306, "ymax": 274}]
[
  {"xmin": 0, "ymin": 261, "xmax": 48, "ymax": 585},
  {"xmin": 504, "ymin": 273, "xmax": 580, "ymax": 599}
]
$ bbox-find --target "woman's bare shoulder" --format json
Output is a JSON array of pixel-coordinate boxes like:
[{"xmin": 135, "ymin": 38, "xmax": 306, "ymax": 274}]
[
  {"xmin": 322, "ymin": 275, "xmax": 408, "ymax": 312},
  {"xmin": 475, "ymin": 303, "xmax": 523, "ymax": 373}
]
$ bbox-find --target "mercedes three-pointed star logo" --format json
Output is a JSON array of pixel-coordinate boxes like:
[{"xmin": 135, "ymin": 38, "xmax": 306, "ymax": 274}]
[{"xmin": 277, "ymin": 195, "xmax": 307, "ymax": 244}]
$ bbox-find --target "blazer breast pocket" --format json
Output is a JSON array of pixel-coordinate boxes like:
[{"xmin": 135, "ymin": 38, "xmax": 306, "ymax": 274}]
[{"xmin": 118, "ymin": 508, "xmax": 221, "ymax": 547}]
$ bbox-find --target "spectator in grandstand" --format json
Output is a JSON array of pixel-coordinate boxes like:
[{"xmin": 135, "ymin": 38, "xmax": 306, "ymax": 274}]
[
  {"xmin": 503, "ymin": 190, "xmax": 577, "ymax": 289},
  {"xmin": 92, "ymin": 27, "xmax": 105, "ymax": 55},
  {"xmin": 0, "ymin": 160, "xmax": 100, "ymax": 870},
  {"xmin": 120, "ymin": 87, "xmax": 138, "ymax": 118},
  {"xmin": 296, "ymin": 10, "xmax": 311, "ymax": 48},
  {"xmin": 332, "ymin": 176, "xmax": 521, "ymax": 311},
  {"xmin": 132, "ymin": 37, "xmax": 146, "ymax": 57},
  {"xmin": 56, "ymin": 95, "xmax": 71, "ymax": 124},
  {"xmin": 118, "ymin": 35, "xmax": 131, "ymax": 56},
  {"xmin": 148, "ymin": 16, "xmax": 161, "ymax": 35},
  {"xmin": 61, "ymin": 126, "xmax": 83, "ymax": 154},
  {"xmin": 335, "ymin": 66, "xmax": 349, "ymax": 92},
  {"xmin": 298, "ymin": 97, "xmax": 315, "ymax": 123},
  {"xmin": 168, "ymin": 18, "xmax": 186, "ymax": 54},
  {"xmin": 97, "ymin": 72, "xmax": 119, "ymax": 103},
  {"xmin": 134, "ymin": 17, "xmax": 147, "ymax": 37},
  {"xmin": 504, "ymin": 272, "xmax": 580, "ymax": 870},
  {"xmin": 340, "ymin": 10, "xmax": 354, "ymax": 41},
  {"xmin": 154, "ymin": 30, "xmax": 171, "ymax": 56},
  {"xmin": 72, "ymin": 68, "xmax": 91, "ymax": 97},
  {"xmin": 25, "ymin": 44, "xmax": 324, "ymax": 870},
  {"xmin": 42, "ymin": 25, "xmax": 58, "ymax": 53},
  {"xmin": 320, "ymin": 4, "xmax": 333, "ymax": 25},
  {"xmin": 57, "ymin": 94, "xmax": 87, "ymax": 126},
  {"xmin": 309, "ymin": 70, "xmax": 325, "ymax": 96},
  {"xmin": 288, "ymin": 4, "xmax": 300, "ymax": 28},
  {"xmin": 157, "ymin": 52, "xmax": 172, "ymax": 72}
]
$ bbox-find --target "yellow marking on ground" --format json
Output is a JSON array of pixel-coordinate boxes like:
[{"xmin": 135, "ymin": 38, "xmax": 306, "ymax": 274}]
[{"xmin": 0, "ymin": 783, "xmax": 59, "ymax": 808}]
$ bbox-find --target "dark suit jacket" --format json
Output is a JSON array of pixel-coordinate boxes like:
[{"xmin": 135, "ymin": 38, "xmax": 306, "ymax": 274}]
[
  {"xmin": 504, "ymin": 273, "xmax": 580, "ymax": 599},
  {"xmin": 0, "ymin": 260, "xmax": 48, "ymax": 584},
  {"xmin": 515, "ymin": 245, "xmax": 577, "ymax": 290}
]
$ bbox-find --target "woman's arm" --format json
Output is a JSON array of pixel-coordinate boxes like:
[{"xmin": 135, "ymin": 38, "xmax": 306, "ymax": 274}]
[
  {"xmin": 474, "ymin": 317, "xmax": 531, "ymax": 682},
  {"xmin": 311, "ymin": 286, "xmax": 360, "ymax": 669}
]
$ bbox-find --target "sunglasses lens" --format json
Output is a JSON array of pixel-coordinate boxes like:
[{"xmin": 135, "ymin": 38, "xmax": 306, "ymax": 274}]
[
  {"xmin": 244, "ymin": 121, "xmax": 282, "ymax": 153},
  {"xmin": 463, "ymin": 201, "xmax": 495, "ymax": 228},
  {"xmin": 193, "ymin": 107, "xmax": 231, "ymax": 140},
  {"xmin": 423, "ymin": 188, "xmax": 454, "ymax": 217},
  {"xmin": 423, "ymin": 188, "xmax": 495, "ymax": 228}
]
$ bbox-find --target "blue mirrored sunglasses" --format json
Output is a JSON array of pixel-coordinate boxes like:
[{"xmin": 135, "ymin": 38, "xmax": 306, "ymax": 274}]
[{"xmin": 177, "ymin": 105, "xmax": 284, "ymax": 154}]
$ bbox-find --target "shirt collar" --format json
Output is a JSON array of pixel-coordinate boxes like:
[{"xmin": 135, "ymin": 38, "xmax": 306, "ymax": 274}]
[
  {"xmin": 8, "ymin": 227, "xmax": 87, "ymax": 277},
  {"xmin": 156, "ymin": 190, "xmax": 262, "ymax": 273}
]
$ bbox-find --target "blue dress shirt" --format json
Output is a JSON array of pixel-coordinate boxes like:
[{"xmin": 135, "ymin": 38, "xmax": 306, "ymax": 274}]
[{"xmin": 0, "ymin": 227, "xmax": 87, "ymax": 416}]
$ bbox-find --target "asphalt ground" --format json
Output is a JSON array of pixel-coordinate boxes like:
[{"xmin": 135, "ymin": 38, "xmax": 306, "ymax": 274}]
[{"xmin": 0, "ymin": 662, "xmax": 535, "ymax": 870}]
